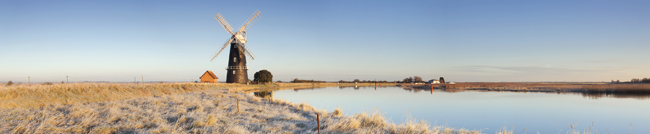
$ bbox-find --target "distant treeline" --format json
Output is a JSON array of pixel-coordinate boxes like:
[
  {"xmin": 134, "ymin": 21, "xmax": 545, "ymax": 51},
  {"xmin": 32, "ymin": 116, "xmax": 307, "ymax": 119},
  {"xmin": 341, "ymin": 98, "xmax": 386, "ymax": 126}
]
[
  {"xmin": 290, "ymin": 78, "xmax": 396, "ymax": 83},
  {"xmin": 338, "ymin": 79, "xmax": 393, "ymax": 83},
  {"xmin": 631, "ymin": 78, "xmax": 650, "ymax": 83},
  {"xmin": 612, "ymin": 78, "xmax": 650, "ymax": 83},
  {"xmin": 291, "ymin": 78, "xmax": 326, "ymax": 83},
  {"xmin": 401, "ymin": 76, "xmax": 424, "ymax": 83},
  {"xmin": 289, "ymin": 76, "xmax": 441, "ymax": 83}
]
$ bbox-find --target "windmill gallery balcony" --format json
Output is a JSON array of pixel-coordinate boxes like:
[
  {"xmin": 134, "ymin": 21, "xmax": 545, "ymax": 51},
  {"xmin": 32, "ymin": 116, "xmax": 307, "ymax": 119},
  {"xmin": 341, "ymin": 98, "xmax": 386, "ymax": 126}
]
[{"xmin": 226, "ymin": 66, "xmax": 248, "ymax": 70}]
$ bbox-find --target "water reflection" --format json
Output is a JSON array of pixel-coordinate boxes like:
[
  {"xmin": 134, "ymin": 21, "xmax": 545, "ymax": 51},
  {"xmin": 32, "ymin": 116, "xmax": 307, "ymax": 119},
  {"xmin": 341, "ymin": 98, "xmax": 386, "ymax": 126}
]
[
  {"xmin": 253, "ymin": 91, "xmax": 273, "ymax": 100},
  {"xmin": 580, "ymin": 92, "xmax": 650, "ymax": 99},
  {"xmin": 338, "ymin": 85, "xmax": 360, "ymax": 90},
  {"xmin": 265, "ymin": 85, "xmax": 650, "ymax": 100}
]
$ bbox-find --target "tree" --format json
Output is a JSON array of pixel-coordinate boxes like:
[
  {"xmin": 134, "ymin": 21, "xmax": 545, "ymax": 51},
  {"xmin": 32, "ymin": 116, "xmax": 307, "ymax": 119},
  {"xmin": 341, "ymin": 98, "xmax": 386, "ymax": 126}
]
[
  {"xmin": 642, "ymin": 78, "xmax": 650, "ymax": 83},
  {"xmin": 6, "ymin": 81, "xmax": 13, "ymax": 86},
  {"xmin": 253, "ymin": 70, "xmax": 273, "ymax": 84},
  {"xmin": 413, "ymin": 76, "xmax": 423, "ymax": 83},
  {"xmin": 631, "ymin": 78, "xmax": 641, "ymax": 83},
  {"xmin": 403, "ymin": 77, "xmax": 413, "ymax": 83},
  {"xmin": 353, "ymin": 79, "xmax": 360, "ymax": 83},
  {"xmin": 439, "ymin": 77, "xmax": 445, "ymax": 83}
]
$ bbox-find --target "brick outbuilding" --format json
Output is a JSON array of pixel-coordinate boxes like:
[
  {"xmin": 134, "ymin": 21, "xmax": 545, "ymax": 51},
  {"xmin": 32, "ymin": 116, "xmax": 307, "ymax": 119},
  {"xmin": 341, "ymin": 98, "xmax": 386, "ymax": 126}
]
[{"xmin": 200, "ymin": 70, "xmax": 218, "ymax": 83}]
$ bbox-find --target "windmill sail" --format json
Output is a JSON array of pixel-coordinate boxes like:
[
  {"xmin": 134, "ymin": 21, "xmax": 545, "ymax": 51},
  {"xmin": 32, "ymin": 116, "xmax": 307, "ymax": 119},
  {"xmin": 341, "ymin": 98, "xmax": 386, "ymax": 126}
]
[{"xmin": 210, "ymin": 38, "xmax": 234, "ymax": 62}]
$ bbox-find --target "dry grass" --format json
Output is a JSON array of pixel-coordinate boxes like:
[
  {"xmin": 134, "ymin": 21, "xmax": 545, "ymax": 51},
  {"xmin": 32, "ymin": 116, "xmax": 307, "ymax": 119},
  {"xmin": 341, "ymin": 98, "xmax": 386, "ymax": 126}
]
[
  {"xmin": 0, "ymin": 83, "xmax": 256, "ymax": 109},
  {"xmin": 495, "ymin": 126, "xmax": 513, "ymax": 134}
]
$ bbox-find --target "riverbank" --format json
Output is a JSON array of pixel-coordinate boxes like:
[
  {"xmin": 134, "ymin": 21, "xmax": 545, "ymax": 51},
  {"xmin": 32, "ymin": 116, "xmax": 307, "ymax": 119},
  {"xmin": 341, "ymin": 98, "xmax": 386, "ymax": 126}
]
[
  {"xmin": 0, "ymin": 83, "xmax": 479, "ymax": 133},
  {"xmin": 401, "ymin": 82, "xmax": 650, "ymax": 94}
]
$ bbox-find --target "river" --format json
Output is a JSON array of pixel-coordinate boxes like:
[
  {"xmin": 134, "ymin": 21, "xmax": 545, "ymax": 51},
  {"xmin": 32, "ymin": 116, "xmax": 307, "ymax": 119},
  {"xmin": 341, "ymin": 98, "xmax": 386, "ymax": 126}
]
[{"xmin": 253, "ymin": 86, "xmax": 650, "ymax": 133}]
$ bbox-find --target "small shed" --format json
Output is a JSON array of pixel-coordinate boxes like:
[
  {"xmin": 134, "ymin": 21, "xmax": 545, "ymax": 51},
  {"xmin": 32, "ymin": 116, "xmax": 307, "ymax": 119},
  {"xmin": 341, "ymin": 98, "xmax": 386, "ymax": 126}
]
[{"xmin": 200, "ymin": 70, "xmax": 218, "ymax": 83}]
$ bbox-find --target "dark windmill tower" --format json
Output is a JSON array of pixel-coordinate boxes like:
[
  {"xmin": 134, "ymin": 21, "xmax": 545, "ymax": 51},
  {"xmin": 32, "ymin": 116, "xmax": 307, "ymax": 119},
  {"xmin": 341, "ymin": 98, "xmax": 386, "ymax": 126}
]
[{"xmin": 210, "ymin": 11, "xmax": 261, "ymax": 84}]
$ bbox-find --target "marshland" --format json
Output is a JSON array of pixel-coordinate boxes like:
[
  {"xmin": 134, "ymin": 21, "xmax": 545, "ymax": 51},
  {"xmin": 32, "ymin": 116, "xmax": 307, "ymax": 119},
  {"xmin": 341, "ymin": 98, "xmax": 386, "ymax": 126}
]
[
  {"xmin": 3, "ymin": 82, "xmax": 650, "ymax": 133},
  {"xmin": 0, "ymin": 83, "xmax": 480, "ymax": 133}
]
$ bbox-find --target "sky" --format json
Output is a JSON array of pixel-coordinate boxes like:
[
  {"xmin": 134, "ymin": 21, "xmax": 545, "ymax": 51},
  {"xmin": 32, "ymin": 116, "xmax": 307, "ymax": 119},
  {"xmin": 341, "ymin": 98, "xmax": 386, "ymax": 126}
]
[{"xmin": 1, "ymin": 0, "xmax": 649, "ymax": 83}]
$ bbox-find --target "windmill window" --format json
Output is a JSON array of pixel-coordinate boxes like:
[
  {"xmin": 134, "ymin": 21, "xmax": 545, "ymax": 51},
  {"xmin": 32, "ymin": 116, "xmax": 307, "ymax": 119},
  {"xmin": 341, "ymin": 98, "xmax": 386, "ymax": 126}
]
[
  {"xmin": 234, "ymin": 57, "xmax": 237, "ymax": 62},
  {"xmin": 233, "ymin": 71, "xmax": 236, "ymax": 74}
]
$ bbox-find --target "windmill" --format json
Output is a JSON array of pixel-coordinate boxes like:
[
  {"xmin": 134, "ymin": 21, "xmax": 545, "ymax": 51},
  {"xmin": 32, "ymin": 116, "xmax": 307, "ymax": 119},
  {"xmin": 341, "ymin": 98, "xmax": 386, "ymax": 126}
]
[{"xmin": 210, "ymin": 11, "xmax": 261, "ymax": 84}]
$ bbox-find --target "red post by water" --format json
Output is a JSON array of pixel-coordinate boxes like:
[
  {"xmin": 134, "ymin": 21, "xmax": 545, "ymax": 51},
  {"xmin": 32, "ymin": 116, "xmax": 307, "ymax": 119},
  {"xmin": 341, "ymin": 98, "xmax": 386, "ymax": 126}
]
[
  {"xmin": 317, "ymin": 113, "xmax": 320, "ymax": 134},
  {"xmin": 430, "ymin": 85, "xmax": 433, "ymax": 94}
]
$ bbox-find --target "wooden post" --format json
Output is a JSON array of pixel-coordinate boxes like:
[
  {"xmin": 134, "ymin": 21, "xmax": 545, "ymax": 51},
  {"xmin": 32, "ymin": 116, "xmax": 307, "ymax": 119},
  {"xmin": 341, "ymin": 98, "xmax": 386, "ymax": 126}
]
[
  {"xmin": 317, "ymin": 113, "xmax": 320, "ymax": 134},
  {"xmin": 141, "ymin": 76, "xmax": 144, "ymax": 84},
  {"xmin": 236, "ymin": 98, "xmax": 240, "ymax": 113}
]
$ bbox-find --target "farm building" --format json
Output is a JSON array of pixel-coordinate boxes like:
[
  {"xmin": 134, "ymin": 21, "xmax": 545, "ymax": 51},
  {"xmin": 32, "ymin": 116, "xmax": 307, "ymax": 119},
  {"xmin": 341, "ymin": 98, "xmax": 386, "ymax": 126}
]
[{"xmin": 200, "ymin": 70, "xmax": 219, "ymax": 83}]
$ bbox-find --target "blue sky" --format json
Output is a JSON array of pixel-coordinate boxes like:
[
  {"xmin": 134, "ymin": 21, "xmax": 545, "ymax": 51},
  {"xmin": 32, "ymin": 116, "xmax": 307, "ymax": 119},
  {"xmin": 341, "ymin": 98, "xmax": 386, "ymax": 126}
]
[{"xmin": 1, "ymin": 0, "xmax": 649, "ymax": 83}]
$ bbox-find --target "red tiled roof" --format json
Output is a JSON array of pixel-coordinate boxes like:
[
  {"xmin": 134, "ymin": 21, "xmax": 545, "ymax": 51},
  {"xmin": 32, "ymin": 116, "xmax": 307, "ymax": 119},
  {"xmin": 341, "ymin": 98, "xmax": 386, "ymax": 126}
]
[{"xmin": 202, "ymin": 70, "xmax": 218, "ymax": 79}]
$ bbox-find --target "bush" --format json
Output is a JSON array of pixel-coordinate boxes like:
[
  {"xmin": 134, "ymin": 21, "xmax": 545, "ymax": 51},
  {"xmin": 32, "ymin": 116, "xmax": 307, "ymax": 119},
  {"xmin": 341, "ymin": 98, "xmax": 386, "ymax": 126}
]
[
  {"xmin": 6, "ymin": 81, "xmax": 13, "ymax": 86},
  {"xmin": 253, "ymin": 70, "xmax": 273, "ymax": 84},
  {"xmin": 43, "ymin": 82, "xmax": 53, "ymax": 85}
]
